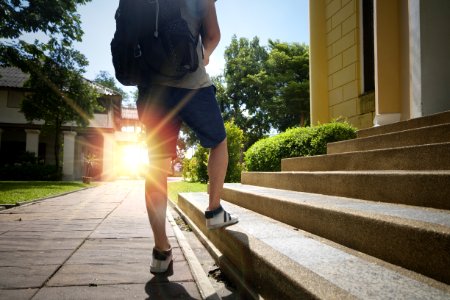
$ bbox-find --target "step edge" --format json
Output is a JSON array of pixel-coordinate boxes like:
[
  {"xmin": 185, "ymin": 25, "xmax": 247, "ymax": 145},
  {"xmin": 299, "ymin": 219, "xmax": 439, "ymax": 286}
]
[
  {"xmin": 329, "ymin": 123, "xmax": 450, "ymax": 149},
  {"xmin": 222, "ymin": 184, "xmax": 450, "ymax": 232},
  {"xmin": 357, "ymin": 111, "xmax": 450, "ymax": 138},
  {"xmin": 179, "ymin": 192, "xmax": 450, "ymax": 296},
  {"xmin": 171, "ymin": 201, "xmax": 263, "ymax": 300},
  {"xmin": 177, "ymin": 192, "xmax": 354, "ymax": 300},
  {"xmin": 219, "ymin": 187, "xmax": 450, "ymax": 284}
]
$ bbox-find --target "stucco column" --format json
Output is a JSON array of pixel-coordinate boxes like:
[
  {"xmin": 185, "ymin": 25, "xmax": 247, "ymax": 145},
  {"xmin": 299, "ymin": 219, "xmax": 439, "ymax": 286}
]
[
  {"xmin": 309, "ymin": 0, "xmax": 329, "ymax": 125},
  {"xmin": 373, "ymin": 0, "xmax": 402, "ymax": 126},
  {"xmin": 62, "ymin": 131, "xmax": 77, "ymax": 181},
  {"xmin": 25, "ymin": 129, "xmax": 40, "ymax": 157},
  {"xmin": 102, "ymin": 132, "xmax": 116, "ymax": 181}
]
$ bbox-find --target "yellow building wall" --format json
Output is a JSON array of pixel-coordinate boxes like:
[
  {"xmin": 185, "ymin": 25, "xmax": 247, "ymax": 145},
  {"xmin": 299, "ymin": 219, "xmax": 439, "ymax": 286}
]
[
  {"xmin": 310, "ymin": 0, "xmax": 375, "ymax": 128},
  {"xmin": 323, "ymin": 0, "xmax": 374, "ymax": 129}
]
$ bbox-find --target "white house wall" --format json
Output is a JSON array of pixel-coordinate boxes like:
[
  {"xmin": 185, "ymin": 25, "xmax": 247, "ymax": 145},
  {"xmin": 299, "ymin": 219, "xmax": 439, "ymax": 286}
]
[
  {"xmin": 0, "ymin": 90, "xmax": 41, "ymax": 124},
  {"xmin": 90, "ymin": 111, "xmax": 114, "ymax": 129},
  {"xmin": 419, "ymin": 0, "xmax": 450, "ymax": 115},
  {"xmin": 1, "ymin": 90, "xmax": 116, "ymax": 130}
]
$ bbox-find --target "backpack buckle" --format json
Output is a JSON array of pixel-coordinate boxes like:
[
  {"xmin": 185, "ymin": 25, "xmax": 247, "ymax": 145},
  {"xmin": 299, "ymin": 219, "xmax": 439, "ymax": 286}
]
[{"xmin": 134, "ymin": 44, "xmax": 142, "ymax": 58}]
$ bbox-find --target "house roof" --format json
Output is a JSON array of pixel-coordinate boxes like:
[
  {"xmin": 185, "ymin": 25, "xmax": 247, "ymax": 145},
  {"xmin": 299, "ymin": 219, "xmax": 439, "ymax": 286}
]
[
  {"xmin": 0, "ymin": 67, "xmax": 121, "ymax": 98},
  {"xmin": 121, "ymin": 107, "xmax": 139, "ymax": 120},
  {"xmin": 0, "ymin": 67, "xmax": 30, "ymax": 88},
  {"xmin": 86, "ymin": 79, "xmax": 120, "ymax": 97}
]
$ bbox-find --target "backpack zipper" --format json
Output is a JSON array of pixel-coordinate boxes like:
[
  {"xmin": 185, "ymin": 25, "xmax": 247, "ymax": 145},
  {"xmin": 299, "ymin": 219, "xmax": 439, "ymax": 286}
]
[{"xmin": 148, "ymin": 0, "xmax": 160, "ymax": 38}]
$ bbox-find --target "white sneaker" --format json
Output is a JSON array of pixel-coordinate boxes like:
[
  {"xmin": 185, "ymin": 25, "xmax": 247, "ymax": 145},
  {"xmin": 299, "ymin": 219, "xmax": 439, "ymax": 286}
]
[
  {"xmin": 150, "ymin": 247, "xmax": 172, "ymax": 274},
  {"xmin": 205, "ymin": 205, "xmax": 239, "ymax": 229}
]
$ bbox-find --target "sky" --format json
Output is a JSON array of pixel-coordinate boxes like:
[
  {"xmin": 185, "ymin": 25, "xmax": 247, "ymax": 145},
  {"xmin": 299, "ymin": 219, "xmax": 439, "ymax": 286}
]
[{"xmin": 72, "ymin": 0, "xmax": 310, "ymax": 95}]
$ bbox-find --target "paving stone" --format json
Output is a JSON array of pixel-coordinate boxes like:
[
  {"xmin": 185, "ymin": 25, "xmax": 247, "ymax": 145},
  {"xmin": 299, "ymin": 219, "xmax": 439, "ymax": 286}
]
[
  {"xmin": 0, "ymin": 288, "xmax": 38, "ymax": 300},
  {"xmin": 1, "ymin": 213, "xmax": 102, "ymax": 221},
  {"xmin": 89, "ymin": 218, "xmax": 172, "ymax": 239},
  {"xmin": 0, "ymin": 265, "xmax": 59, "ymax": 288},
  {"xmin": 34, "ymin": 282, "xmax": 201, "ymax": 299},
  {"xmin": 0, "ymin": 215, "xmax": 26, "ymax": 222},
  {"xmin": 0, "ymin": 223, "xmax": 17, "ymax": 234},
  {"xmin": 0, "ymin": 180, "xmax": 202, "ymax": 298},
  {"xmin": 145, "ymin": 281, "xmax": 201, "ymax": 299},
  {"xmin": 12, "ymin": 220, "xmax": 101, "ymax": 232},
  {"xmin": 65, "ymin": 238, "xmax": 182, "ymax": 265},
  {"xmin": 0, "ymin": 250, "xmax": 73, "ymax": 267},
  {"xmin": 0, "ymin": 238, "xmax": 84, "ymax": 251},
  {"xmin": 2, "ymin": 230, "xmax": 92, "ymax": 239},
  {"xmin": 47, "ymin": 261, "xmax": 194, "ymax": 286}
]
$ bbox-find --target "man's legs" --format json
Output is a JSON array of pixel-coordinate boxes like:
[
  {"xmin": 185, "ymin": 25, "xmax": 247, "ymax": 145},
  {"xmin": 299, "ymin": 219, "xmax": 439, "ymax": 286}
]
[
  {"xmin": 145, "ymin": 157, "xmax": 172, "ymax": 251},
  {"xmin": 207, "ymin": 138, "xmax": 228, "ymax": 211},
  {"xmin": 204, "ymin": 138, "xmax": 238, "ymax": 229}
]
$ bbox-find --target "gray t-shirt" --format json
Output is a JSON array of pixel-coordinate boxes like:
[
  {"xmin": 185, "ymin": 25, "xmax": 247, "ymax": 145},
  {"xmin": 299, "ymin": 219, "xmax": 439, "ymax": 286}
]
[{"xmin": 149, "ymin": 0, "xmax": 213, "ymax": 89}]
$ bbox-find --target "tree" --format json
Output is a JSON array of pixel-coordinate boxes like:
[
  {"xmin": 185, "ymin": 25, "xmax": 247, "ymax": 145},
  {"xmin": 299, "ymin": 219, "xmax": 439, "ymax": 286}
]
[
  {"xmin": 218, "ymin": 36, "xmax": 310, "ymax": 150},
  {"xmin": 222, "ymin": 36, "xmax": 271, "ymax": 149},
  {"xmin": 0, "ymin": 1, "xmax": 99, "ymax": 171},
  {"xmin": 0, "ymin": 0, "xmax": 91, "ymax": 67},
  {"xmin": 94, "ymin": 71, "xmax": 135, "ymax": 107},
  {"xmin": 263, "ymin": 40, "xmax": 310, "ymax": 131},
  {"xmin": 20, "ymin": 40, "xmax": 100, "ymax": 169}
]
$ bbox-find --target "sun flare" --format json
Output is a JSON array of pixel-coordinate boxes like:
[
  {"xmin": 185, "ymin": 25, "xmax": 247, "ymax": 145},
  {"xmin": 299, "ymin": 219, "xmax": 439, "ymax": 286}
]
[{"xmin": 119, "ymin": 144, "xmax": 148, "ymax": 176}]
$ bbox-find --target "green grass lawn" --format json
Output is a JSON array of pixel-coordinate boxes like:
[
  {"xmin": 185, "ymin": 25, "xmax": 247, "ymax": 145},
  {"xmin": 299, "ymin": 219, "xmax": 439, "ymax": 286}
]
[
  {"xmin": 168, "ymin": 181, "xmax": 207, "ymax": 204},
  {"xmin": 0, "ymin": 181, "xmax": 92, "ymax": 205},
  {"xmin": 0, "ymin": 180, "xmax": 206, "ymax": 206}
]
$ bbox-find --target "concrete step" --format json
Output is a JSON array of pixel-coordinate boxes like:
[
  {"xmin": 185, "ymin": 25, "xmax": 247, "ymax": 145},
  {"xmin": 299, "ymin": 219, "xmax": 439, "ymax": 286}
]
[
  {"xmin": 221, "ymin": 183, "xmax": 450, "ymax": 284},
  {"xmin": 357, "ymin": 110, "xmax": 450, "ymax": 138},
  {"xmin": 177, "ymin": 192, "xmax": 450, "ymax": 299},
  {"xmin": 327, "ymin": 123, "xmax": 450, "ymax": 154},
  {"xmin": 240, "ymin": 171, "xmax": 450, "ymax": 209},
  {"xmin": 282, "ymin": 142, "xmax": 450, "ymax": 171}
]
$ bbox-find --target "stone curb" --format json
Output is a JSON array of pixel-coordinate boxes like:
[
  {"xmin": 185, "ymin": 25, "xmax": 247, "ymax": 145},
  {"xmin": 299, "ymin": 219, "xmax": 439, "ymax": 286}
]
[
  {"xmin": 171, "ymin": 202, "xmax": 262, "ymax": 300},
  {"xmin": 167, "ymin": 202, "xmax": 220, "ymax": 300}
]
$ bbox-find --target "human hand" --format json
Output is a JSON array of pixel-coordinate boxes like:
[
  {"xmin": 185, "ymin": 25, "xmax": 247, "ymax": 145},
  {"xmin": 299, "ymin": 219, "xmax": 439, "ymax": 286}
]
[{"xmin": 203, "ymin": 54, "xmax": 210, "ymax": 66}]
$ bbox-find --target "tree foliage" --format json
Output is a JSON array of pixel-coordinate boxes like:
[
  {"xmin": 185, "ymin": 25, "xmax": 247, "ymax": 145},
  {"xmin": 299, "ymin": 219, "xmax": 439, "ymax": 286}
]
[
  {"xmin": 94, "ymin": 71, "xmax": 135, "ymax": 106},
  {"xmin": 221, "ymin": 36, "xmax": 270, "ymax": 149},
  {"xmin": 182, "ymin": 120, "xmax": 244, "ymax": 183},
  {"xmin": 0, "ymin": 0, "xmax": 91, "ymax": 67},
  {"xmin": 264, "ymin": 40, "xmax": 310, "ymax": 131},
  {"xmin": 20, "ymin": 40, "xmax": 100, "ymax": 169},
  {"xmin": 0, "ymin": 0, "xmax": 100, "ymax": 170},
  {"xmin": 218, "ymin": 36, "xmax": 310, "ymax": 150}
]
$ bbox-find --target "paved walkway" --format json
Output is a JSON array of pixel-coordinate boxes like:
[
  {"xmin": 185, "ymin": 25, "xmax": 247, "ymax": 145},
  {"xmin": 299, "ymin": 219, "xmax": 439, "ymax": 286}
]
[{"xmin": 0, "ymin": 180, "xmax": 203, "ymax": 299}]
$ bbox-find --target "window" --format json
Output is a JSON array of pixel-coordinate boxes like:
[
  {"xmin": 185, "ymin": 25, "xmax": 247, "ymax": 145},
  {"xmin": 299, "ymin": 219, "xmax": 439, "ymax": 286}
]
[{"xmin": 362, "ymin": 0, "xmax": 375, "ymax": 93}]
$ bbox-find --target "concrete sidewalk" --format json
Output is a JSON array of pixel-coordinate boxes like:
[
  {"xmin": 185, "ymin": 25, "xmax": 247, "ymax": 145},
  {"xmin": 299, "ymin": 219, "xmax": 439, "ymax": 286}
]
[{"xmin": 0, "ymin": 180, "xmax": 204, "ymax": 299}]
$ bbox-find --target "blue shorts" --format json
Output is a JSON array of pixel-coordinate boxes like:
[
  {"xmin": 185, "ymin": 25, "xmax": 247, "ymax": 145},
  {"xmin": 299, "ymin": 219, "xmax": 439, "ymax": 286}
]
[{"xmin": 136, "ymin": 85, "xmax": 226, "ymax": 159}]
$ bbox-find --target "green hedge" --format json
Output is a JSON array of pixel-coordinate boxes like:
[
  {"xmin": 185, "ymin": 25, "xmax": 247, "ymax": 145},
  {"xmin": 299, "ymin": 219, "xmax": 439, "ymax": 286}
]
[
  {"xmin": 244, "ymin": 122, "xmax": 357, "ymax": 172},
  {"xmin": 182, "ymin": 120, "xmax": 244, "ymax": 183},
  {"xmin": 0, "ymin": 163, "xmax": 62, "ymax": 181},
  {"xmin": 0, "ymin": 151, "xmax": 62, "ymax": 181}
]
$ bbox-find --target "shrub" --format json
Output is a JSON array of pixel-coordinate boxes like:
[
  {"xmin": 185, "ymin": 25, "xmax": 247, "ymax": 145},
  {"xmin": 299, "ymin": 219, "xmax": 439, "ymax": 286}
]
[
  {"xmin": 0, "ymin": 151, "xmax": 62, "ymax": 181},
  {"xmin": 193, "ymin": 145, "xmax": 209, "ymax": 183},
  {"xmin": 182, "ymin": 120, "xmax": 245, "ymax": 183},
  {"xmin": 244, "ymin": 122, "xmax": 357, "ymax": 172},
  {"xmin": 182, "ymin": 157, "xmax": 196, "ymax": 182},
  {"xmin": 0, "ymin": 163, "xmax": 62, "ymax": 181},
  {"xmin": 224, "ymin": 121, "xmax": 244, "ymax": 183}
]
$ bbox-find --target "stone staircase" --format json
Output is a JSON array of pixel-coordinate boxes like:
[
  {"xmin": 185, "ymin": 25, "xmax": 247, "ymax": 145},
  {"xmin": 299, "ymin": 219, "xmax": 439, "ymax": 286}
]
[{"xmin": 177, "ymin": 110, "xmax": 450, "ymax": 299}]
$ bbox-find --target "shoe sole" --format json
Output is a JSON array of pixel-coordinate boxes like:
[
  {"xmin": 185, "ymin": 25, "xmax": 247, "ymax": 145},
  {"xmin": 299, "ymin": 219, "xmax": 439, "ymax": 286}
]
[{"xmin": 207, "ymin": 219, "xmax": 239, "ymax": 230}]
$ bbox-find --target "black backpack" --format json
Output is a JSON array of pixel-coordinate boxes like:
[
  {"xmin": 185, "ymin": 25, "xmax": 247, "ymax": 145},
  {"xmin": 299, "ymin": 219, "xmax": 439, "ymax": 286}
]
[{"xmin": 111, "ymin": 0, "xmax": 201, "ymax": 86}]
